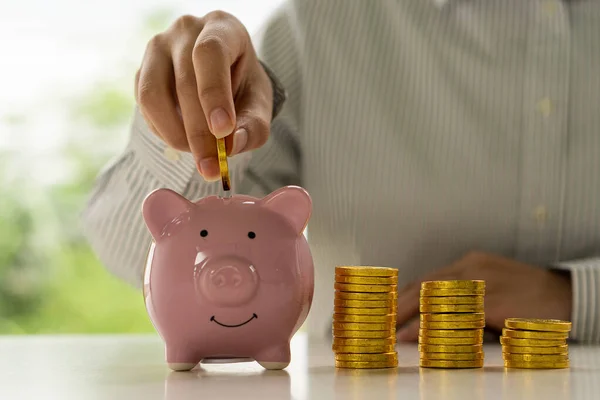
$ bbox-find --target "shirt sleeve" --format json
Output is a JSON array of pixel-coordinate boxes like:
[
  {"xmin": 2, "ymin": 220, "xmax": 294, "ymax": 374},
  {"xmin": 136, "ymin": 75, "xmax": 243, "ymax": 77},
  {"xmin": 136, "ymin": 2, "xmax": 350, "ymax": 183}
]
[
  {"xmin": 553, "ymin": 257, "xmax": 600, "ymax": 343},
  {"xmin": 81, "ymin": 4, "xmax": 303, "ymax": 288}
]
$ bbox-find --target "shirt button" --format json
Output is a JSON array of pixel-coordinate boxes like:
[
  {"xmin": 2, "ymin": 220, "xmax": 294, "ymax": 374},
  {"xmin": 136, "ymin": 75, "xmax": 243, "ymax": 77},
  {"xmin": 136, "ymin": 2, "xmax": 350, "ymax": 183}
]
[
  {"xmin": 537, "ymin": 97, "xmax": 552, "ymax": 117},
  {"xmin": 533, "ymin": 205, "xmax": 548, "ymax": 224},
  {"xmin": 543, "ymin": 1, "xmax": 557, "ymax": 16},
  {"xmin": 164, "ymin": 147, "xmax": 180, "ymax": 161}
]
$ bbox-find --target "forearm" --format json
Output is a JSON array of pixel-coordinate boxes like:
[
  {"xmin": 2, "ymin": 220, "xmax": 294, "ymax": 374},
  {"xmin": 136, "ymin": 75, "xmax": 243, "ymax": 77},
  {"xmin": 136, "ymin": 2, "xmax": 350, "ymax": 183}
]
[{"xmin": 554, "ymin": 257, "xmax": 600, "ymax": 343}]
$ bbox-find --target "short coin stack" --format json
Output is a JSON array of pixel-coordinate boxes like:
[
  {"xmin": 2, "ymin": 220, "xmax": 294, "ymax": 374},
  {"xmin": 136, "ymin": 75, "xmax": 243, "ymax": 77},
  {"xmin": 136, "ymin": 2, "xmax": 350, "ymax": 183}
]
[
  {"xmin": 332, "ymin": 266, "xmax": 399, "ymax": 369},
  {"xmin": 418, "ymin": 280, "xmax": 485, "ymax": 368},
  {"xmin": 501, "ymin": 318, "xmax": 571, "ymax": 369}
]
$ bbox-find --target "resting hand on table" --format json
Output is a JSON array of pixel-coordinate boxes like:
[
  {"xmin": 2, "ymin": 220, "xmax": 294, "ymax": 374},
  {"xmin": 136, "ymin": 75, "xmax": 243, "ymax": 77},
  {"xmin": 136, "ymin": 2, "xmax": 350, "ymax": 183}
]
[
  {"xmin": 395, "ymin": 251, "xmax": 572, "ymax": 342},
  {"xmin": 135, "ymin": 12, "xmax": 273, "ymax": 180}
]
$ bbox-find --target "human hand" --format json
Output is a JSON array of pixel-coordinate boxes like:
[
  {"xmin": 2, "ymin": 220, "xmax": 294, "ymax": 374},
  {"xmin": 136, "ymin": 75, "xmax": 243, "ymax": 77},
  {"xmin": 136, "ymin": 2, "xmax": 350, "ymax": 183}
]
[
  {"xmin": 135, "ymin": 12, "xmax": 273, "ymax": 180},
  {"xmin": 394, "ymin": 251, "xmax": 572, "ymax": 342}
]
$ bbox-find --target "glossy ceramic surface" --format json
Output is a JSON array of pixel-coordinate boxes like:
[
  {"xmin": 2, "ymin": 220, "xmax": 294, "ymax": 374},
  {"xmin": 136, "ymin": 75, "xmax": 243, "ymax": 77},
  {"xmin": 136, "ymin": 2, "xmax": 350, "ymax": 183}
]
[{"xmin": 141, "ymin": 186, "xmax": 314, "ymax": 371}]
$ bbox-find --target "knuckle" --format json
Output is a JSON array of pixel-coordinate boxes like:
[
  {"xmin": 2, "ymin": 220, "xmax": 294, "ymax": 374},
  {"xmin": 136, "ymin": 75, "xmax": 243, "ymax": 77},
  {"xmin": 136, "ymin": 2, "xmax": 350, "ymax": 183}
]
[
  {"xmin": 136, "ymin": 82, "xmax": 159, "ymax": 108},
  {"xmin": 462, "ymin": 250, "xmax": 487, "ymax": 266},
  {"xmin": 187, "ymin": 128, "xmax": 212, "ymax": 140},
  {"xmin": 198, "ymin": 84, "xmax": 227, "ymax": 102},
  {"xmin": 174, "ymin": 67, "xmax": 197, "ymax": 90},
  {"xmin": 193, "ymin": 35, "xmax": 227, "ymax": 58},
  {"xmin": 204, "ymin": 10, "xmax": 233, "ymax": 22},
  {"xmin": 173, "ymin": 14, "xmax": 201, "ymax": 30},
  {"xmin": 146, "ymin": 33, "xmax": 165, "ymax": 52}
]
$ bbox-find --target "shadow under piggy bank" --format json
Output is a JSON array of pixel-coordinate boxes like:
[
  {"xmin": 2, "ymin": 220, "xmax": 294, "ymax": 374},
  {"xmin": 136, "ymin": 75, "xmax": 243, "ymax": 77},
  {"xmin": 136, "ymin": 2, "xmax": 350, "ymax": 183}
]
[{"xmin": 164, "ymin": 365, "xmax": 291, "ymax": 400}]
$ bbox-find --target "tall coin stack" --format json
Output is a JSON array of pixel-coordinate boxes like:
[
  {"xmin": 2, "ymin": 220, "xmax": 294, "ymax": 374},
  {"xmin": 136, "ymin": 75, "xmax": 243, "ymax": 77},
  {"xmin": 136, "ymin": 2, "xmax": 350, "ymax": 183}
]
[
  {"xmin": 332, "ymin": 266, "xmax": 399, "ymax": 369},
  {"xmin": 501, "ymin": 318, "xmax": 571, "ymax": 369},
  {"xmin": 418, "ymin": 280, "xmax": 485, "ymax": 368}
]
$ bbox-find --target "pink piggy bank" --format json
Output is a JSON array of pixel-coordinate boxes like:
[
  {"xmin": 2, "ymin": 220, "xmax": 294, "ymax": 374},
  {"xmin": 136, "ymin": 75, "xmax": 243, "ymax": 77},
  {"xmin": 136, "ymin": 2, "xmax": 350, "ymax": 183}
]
[{"xmin": 141, "ymin": 186, "xmax": 313, "ymax": 371}]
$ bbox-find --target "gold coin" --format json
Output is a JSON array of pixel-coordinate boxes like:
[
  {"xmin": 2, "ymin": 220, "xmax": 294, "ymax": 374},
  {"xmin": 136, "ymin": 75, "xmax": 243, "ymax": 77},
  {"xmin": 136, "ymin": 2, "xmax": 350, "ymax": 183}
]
[
  {"xmin": 334, "ymin": 299, "xmax": 397, "ymax": 308},
  {"xmin": 332, "ymin": 337, "xmax": 395, "ymax": 347},
  {"xmin": 421, "ymin": 280, "xmax": 485, "ymax": 290},
  {"xmin": 504, "ymin": 360, "xmax": 569, "ymax": 369},
  {"xmin": 502, "ymin": 328, "xmax": 568, "ymax": 340},
  {"xmin": 504, "ymin": 318, "xmax": 572, "ymax": 333},
  {"xmin": 332, "ymin": 344, "xmax": 396, "ymax": 353},
  {"xmin": 418, "ymin": 328, "xmax": 484, "ymax": 339},
  {"xmin": 418, "ymin": 336, "xmax": 482, "ymax": 345},
  {"xmin": 333, "ymin": 306, "xmax": 392, "ymax": 315},
  {"xmin": 503, "ymin": 353, "xmax": 569, "ymax": 363},
  {"xmin": 420, "ymin": 296, "xmax": 484, "ymax": 305},
  {"xmin": 420, "ymin": 321, "xmax": 485, "ymax": 330},
  {"xmin": 333, "ymin": 321, "xmax": 395, "ymax": 331},
  {"xmin": 335, "ymin": 275, "xmax": 397, "ymax": 285},
  {"xmin": 500, "ymin": 337, "xmax": 567, "ymax": 347},
  {"xmin": 335, "ymin": 352, "xmax": 398, "ymax": 362},
  {"xmin": 216, "ymin": 138, "xmax": 231, "ymax": 192},
  {"xmin": 333, "ymin": 313, "xmax": 396, "ymax": 323},
  {"xmin": 421, "ymin": 313, "xmax": 485, "ymax": 322},
  {"xmin": 420, "ymin": 359, "xmax": 483, "ymax": 368},
  {"xmin": 335, "ymin": 360, "xmax": 398, "ymax": 369},
  {"xmin": 418, "ymin": 344, "xmax": 482, "ymax": 353},
  {"xmin": 335, "ymin": 291, "xmax": 397, "ymax": 301},
  {"xmin": 420, "ymin": 351, "xmax": 484, "ymax": 361},
  {"xmin": 333, "ymin": 329, "xmax": 395, "ymax": 339},
  {"xmin": 420, "ymin": 288, "xmax": 485, "ymax": 297},
  {"xmin": 335, "ymin": 266, "xmax": 398, "ymax": 277},
  {"xmin": 420, "ymin": 304, "xmax": 484, "ymax": 313},
  {"xmin": 501, "ymin": 344, "xmax": 569, "ymax": 355},
  {"xmin": 335, "ymin": 283, "xmax": 397, "ymax": 293}
]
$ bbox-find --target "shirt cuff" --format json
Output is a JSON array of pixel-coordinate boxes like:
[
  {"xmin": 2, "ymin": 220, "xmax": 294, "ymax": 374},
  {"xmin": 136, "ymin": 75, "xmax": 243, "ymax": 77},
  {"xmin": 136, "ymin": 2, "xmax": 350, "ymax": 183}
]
[
  {"xmin": 553, "ymin": 257, "xmax": 600, "ymax": 343},
  {"xmin": 128, "ymin": 106, "xmax": 196, "ymax": 193},
  {"xmin": 259, "ymin": 60, "xmax": 287, "ymax": 120}
]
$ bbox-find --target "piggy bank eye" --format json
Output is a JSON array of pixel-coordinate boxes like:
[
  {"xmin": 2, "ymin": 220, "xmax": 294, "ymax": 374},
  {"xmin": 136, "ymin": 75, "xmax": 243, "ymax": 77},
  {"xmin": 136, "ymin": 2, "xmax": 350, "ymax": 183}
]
[
  {"xmin": 248, "ymin": 231, "xmax": 256, "ymax": 239},
  {"xmin": 200, "ymin": 230, "xmax": 208, "ymax": 237}
]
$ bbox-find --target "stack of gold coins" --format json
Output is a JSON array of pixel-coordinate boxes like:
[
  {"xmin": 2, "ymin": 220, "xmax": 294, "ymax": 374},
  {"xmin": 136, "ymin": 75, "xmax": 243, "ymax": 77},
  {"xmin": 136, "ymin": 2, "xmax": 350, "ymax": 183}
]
[
  {"xmin": 332, "ymin": 266, "xmax": 399, "ymax": 369},
  {"xmin": 418, "ymin": 280, "xmax": 485, "ymax": 369},
  {"xmin": 501, "ymin": 318, "xmax": 571, "ymax": 369}
]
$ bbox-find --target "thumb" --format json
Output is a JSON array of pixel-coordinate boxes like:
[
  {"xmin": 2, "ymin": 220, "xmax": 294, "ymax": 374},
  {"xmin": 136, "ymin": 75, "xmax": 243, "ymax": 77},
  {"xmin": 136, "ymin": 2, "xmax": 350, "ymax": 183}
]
[{"xmin": 396, "ymin": 318, "xmax": 420, "ymax": 342}]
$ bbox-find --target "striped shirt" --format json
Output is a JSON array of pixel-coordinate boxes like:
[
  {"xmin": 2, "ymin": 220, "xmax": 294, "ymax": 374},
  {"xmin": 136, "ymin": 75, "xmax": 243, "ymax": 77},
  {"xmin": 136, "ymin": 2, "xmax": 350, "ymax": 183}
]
[{"xmin": 83, "ymin": 0, "xmax": 600, "ymax": 342}]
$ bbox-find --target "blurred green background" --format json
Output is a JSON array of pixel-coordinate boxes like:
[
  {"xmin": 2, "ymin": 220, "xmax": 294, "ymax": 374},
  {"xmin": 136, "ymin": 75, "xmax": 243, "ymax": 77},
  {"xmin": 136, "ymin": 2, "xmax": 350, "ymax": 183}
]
[
  {"xmin": 0, "ymin": 8, "xmax": 189, "ymax": 334},
  {"xmin": 0, "ymin": 12, "xmax": 169, "ymax": 334}
]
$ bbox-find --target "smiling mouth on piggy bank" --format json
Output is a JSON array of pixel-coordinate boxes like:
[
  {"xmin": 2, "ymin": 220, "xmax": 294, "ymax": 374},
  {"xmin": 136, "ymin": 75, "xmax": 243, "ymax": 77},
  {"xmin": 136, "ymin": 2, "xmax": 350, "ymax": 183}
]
[{"xmin": 210, "ymin": 313, "xmax": 258, "ymax": 328}]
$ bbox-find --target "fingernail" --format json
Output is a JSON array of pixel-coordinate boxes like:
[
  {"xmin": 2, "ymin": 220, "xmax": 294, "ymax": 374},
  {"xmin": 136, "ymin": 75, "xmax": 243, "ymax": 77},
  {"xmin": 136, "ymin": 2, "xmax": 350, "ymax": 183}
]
[
  {"xmin": 198, "ymin": 157, "xmax": 220, "ymax": 181},
  {"xmin": 210, "ymin": 108, "xmax": 233, "ymax": 139},
  {"xmin": 230, "ymin": 128, "xmax": 248, "ymax": 155}
]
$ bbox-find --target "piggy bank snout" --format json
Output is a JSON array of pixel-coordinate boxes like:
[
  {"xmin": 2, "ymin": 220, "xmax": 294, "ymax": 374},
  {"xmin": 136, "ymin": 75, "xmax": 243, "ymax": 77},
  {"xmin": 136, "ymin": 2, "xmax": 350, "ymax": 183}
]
[{"xmin": 198, "ymin": 256, "xmax": 258, "ymax": 306}]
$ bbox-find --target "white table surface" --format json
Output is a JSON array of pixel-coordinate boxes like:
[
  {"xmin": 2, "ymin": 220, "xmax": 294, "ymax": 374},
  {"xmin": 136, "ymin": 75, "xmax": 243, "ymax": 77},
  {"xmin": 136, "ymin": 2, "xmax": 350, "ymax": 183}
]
[{"xmin": 0, "ymin": 334, "xmax": 598, "ymax": 400}]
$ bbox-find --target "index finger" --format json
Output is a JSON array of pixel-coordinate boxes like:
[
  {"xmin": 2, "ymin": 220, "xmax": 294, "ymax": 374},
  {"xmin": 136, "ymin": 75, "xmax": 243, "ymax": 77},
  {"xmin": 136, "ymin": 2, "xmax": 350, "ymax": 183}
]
[{"xmin": 192, "ymin": 13, "xmax": 247, "ymax": 139}]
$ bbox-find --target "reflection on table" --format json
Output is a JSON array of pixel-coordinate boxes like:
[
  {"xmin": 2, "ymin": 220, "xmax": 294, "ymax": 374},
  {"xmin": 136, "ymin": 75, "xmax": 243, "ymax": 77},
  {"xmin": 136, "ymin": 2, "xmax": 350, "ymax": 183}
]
[{"xmin": 0, "ymin": 334, "xmax": 598, "ymax": 400}]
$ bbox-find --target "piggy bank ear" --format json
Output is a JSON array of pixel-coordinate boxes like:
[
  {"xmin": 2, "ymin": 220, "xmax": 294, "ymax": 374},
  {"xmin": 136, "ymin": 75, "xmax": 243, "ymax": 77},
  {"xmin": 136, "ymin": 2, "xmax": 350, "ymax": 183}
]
[
  {"xmin": 262, "ymin": 186, "xmax": 312, "ymax": 235},
  {"xmin": 142, "ymin": 189, "xmax": 192, "ymax": 240}
]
